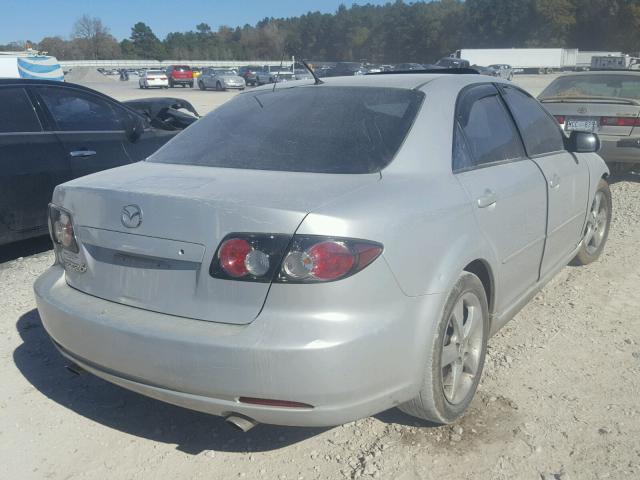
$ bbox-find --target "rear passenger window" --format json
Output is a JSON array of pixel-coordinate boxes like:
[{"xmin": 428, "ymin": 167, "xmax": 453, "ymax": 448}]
[
  {"xmin": 0, "ymin": 88, "xmax": 41, "ymax": 133},
  {"xmin": 501, "ymin": 85, "xmax": 565, "ymax": 156},
  {"xmin": 455, "ymin": 90, "xmax": 524, "ymax": 170}
]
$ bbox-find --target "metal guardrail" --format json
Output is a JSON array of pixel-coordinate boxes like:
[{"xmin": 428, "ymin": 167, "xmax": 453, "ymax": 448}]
[{"xmin": 59, "ymin": 59, "xmax": 294, "ymax": 69}]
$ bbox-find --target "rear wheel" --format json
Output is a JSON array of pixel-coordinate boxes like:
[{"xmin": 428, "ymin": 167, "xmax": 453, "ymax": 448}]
[
  {"xmin": 571, "ymin": 179, "xmax": 611, "ymax": 266},
  {"xmin": 198, "ymin": 81, "xmax": 205, "ymax": 91},
  {"xmin": 399, "ymin": 272, "xmax": 489, "ymax": 424}
]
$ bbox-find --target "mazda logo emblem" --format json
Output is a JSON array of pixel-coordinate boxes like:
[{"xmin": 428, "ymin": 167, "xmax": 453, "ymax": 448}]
[
  {"xmin": 121, "ymin": 204, "xmax": 142, "ymax": 228},
  {"xmin": 577, "ymin": 106, "xmax": 587, "ymax": 114}
]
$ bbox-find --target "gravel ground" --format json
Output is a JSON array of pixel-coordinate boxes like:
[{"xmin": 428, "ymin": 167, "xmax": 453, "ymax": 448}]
[{"xmin": 1, "ymin": 74, "xmax": 639, "ymax": 480}]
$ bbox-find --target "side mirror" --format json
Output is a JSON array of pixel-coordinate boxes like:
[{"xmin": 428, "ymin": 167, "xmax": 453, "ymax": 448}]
[
  {"xmin": 125, "ymin": 115, "xmax": 146, "ymax": 143},
  {"xmin": 566, "ymin": 131, "xmax": 600, "ymax": 153}
]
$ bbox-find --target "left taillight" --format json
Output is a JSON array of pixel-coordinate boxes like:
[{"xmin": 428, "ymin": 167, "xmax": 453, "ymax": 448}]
[
  {"xmin": 209, "ymin": 233, "xmax": 383, "ymax": 283},
  {"xmin": 48, "ymin": 204, "xmax": 79, "ymax": 253}
]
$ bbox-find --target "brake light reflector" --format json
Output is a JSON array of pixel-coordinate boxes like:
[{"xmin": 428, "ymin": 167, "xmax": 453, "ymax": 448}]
[
  {"xmin": 306, "ymin": 241, "xmax": 354, "ymax": 280},
  {"xmin": 48, "ymin": 204, "xmax": 79, "ymax": 253},
  {"xmin": 278, "ymin": 236, "xmax": 383, "ymax": 283},
  {"xmin": 218, "ymin": 238, "xmax": 252, "ymax": 277},
  {"xmin": 600, "ymin": 116, "xmax": 640, "ymax": 127},
  {"xmin": 554, "ymin": 115, "xmax": 566, "ymax": 124}
]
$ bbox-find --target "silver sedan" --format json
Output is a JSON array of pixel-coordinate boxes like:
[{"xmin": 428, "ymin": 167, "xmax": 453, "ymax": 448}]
[
  {"xmin": 35, "ymin": 74, "xmax": 610, "ymax": 429},
  {"xmin": 198, "ymin": 68, "xmax": 246, "ymax": 91},
  {"xmin": 539, "ymin": 71, "xmax": 640, "ymax": 175}
]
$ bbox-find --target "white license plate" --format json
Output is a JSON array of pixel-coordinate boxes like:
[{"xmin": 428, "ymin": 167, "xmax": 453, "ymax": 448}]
[{"xmin": 566, "ymin": 119, "xmax": 598, "ymax": 132}]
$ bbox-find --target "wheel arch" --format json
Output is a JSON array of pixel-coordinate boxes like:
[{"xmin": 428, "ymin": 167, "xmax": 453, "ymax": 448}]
[{"xmin": 463, "ymin": 259, "xmax": 495, "ymax": 315}]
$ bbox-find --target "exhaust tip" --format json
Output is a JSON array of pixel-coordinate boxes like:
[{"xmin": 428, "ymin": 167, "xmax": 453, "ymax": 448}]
[
  {"xmin": 65, "ymin": 363, "xmax": 86, "ymax": 376},
  {"xmin": 225, "ymin": 413, "xmax": 258, "ymax": 432}
]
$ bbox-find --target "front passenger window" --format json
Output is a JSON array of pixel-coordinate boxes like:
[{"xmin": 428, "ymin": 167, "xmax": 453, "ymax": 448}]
[
  {"xmin": 456, "ymin": 93, "xmax": 524, "ymax": 169},
  {"xmin": 36, "ymin": 86, "xmax": 124, "ymax": 132}
]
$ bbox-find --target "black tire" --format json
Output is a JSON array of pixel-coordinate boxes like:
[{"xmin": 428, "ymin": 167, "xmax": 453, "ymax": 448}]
[
  {"xmin": 216, "ymin": 81, "xmax": 223, "ymax": 91},
  {"xmin": 168, "ymin": 80, "xmax": 174, "ymax": 88},
  {"xmin": 571, "ymin": 178, "xmax": 611, "ymax": 266},
  {"xmin": 189, "ymin": 82, "xmax": 194, "ymax": 88},
  {"xmin": 399, "ymin": 272, "xmax": 489, "ymax": 424},
  {"xmin": 139, "ymin": 83, "xmax": 143, "ymax": 89},
  {"xmin": 198, "ymin": 81, "xmax": 205, "ymax": 91}
]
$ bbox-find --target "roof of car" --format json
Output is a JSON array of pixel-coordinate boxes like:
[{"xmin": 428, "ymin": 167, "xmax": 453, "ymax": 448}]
[
  {"xmin": 250, "ymin": 72, "xmax": 499, "ymax": 92},
  {"xmin": 557, "ymin": 70, "xmax": 640, "ymax": 76}
]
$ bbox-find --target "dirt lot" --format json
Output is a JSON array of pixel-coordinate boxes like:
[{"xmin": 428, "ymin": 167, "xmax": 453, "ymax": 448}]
[{"xmin": 1, "ymin": 74, "xmax": 639, "ymax": 480}]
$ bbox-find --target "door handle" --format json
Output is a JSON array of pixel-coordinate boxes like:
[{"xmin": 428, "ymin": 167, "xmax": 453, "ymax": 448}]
[
  {"xmin": 477, "ymin": 189, "xmax": 497, "ymax": 208},
  {"xmin": 69, "ymin": 150, "xmax": 97, "ymax": 157},
  {"xmin": 549, "ymin": 174, "xmax": 561, "ymax": 189}
]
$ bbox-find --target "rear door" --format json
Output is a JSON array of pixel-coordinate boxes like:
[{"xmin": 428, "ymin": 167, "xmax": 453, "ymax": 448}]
[
  {"xmin": 33, "ymin": 85, "xmax": 133, "ymax": 179},
  {"xmin": 500, "ymin": 84, "xmax": 590, "ymax": 278},
  {"xmin": 453, "ymin": 84, "xmax": 547, "ymax": 314},
  {"xmin": 0, "ymin": 86, "xmax": 69, "ymax": 242}
]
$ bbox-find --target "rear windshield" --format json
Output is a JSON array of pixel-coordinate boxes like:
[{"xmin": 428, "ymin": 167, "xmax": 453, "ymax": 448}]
[
  {"xmin": 147, "ymin": 70, "xmax": 165, "ymax": 75},
  {"xmin": 174, "ymin": 66, "xmax": 191, "ymax": 71},
  {"xmin": 148, "ymin": 86, "xmax": 424, "ymax": 174},
  {"xmin": 539, "ymin": 74, "xmax": 640, "ymax": 101}
]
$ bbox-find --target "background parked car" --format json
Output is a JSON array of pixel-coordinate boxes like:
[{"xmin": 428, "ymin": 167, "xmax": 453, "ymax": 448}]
[
  {"xmin": 395, "ymin": 63, "xmax": 425, "ymax": 71},
  {"xmin": 165, "ymin": 65, "xmax": 194, "ymax": 88},
  {"xmin": 255, "ymin": 68, "xmax": 294, "ymax": 85},
  {"xmin": 238, "ymin": 65, "xmax": 262, "ymax": 86},
  {"xmin": 436, "ymin": 57, "xmax": 471, "ymax": 68},
  {"xmin": 488, "ymin": 64, "xmax": 514, "ymax": 81},
  {"xmin": 138, "ymin": 69, "xmax": 169, "ymax": 89},
  {"xmin": 539, "ymin": 71, "xmax": 640, "ymax": 175},
  {"xmin": 198, "ymin": 68, "xmax": 246, "ymax": 91},
  {"xmin": 0, "ymin": 78, "xmax": 192, "ymax": 246}
]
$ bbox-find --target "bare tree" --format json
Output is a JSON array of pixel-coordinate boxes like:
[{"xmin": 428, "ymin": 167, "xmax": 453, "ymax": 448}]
[{"xmin": 71, "ymin": 14, "xmax": 118, "ymax": 59}]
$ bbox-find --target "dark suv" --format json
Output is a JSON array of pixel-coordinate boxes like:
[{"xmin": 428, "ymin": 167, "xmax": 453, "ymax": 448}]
[{"xmin": 166, "ymin": 65, "xmax": 194, "ymax": 88}]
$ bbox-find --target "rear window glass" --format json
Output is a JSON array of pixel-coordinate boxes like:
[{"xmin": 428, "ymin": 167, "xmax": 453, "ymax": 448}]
[
  {"xmin": 174, "ymin": 66, "xmax": 191, "ymax": 71},
  {"xmin": 0, "ymin": 87, "xmax": 41, "ymax": 133},
  {"xmin": 539, "ymin": 75, "xmax": 640, "ymax": 101},
  {"xmin": 148, "ymin": 86, "xmax": 424, "ymax": 174}
]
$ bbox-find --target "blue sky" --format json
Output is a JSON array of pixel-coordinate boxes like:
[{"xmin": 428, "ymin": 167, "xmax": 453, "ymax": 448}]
[{"xmin": 2, "ymin": 0, "xmax": 392, "ymax": 44}]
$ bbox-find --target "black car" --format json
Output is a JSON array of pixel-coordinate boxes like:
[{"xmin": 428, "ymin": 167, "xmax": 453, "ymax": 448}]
[{"xmin": 0, "ymin": 79, "xmax": 192, "ymax": 246}]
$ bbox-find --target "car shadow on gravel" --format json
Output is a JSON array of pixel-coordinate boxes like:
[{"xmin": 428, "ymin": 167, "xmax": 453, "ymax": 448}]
[
  {"xmin": 13, "ymin": 309, "xmax": 330, "ymax": 454},
  {"xmin": 609, "ymin": 171, "xmax": 639, "ymax": 184},
  {"xmin": 0, "ymin": 236, "xmax": 52, "ymax": 264}
]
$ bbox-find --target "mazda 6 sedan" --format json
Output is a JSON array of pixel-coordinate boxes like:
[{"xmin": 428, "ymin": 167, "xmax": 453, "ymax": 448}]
[{"xmin": 35, "ymin": 73, "xmax": 611, "ymax": 429}]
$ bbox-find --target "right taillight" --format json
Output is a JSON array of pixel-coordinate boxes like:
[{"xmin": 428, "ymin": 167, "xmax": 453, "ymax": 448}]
[
  {"xmin": 209, "ymin": 234, "xmax": 383, "ymax": 283},
  {"xmin": 48, "ymin": 204, "xmax": 79, "ymax": 253},
  {"xmin": 554, "ymin": 115, "xmax": 566, "ymax": 124}
]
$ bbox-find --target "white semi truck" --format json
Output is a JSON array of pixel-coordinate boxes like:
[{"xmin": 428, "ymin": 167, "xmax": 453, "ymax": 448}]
[{"xmin": 454, "ymin": 49, "xmax": 624, "ymax": 73}]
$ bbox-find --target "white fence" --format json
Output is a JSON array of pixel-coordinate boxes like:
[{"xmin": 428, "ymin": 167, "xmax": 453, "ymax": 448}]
[{"xmin": 59, "ymin": 59, "xmax": 294, "ymax": 69}]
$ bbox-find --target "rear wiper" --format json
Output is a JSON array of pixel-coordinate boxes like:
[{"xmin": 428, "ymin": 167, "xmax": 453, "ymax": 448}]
[{"xmin": 539, "ymin": 95, "xmax": 640, "ymax": 106}]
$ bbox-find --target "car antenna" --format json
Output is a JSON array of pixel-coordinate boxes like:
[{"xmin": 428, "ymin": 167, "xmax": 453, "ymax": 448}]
[
  {"xmin": 302, "ymin": 59, "xmax": 323, "ymax": 85},
  {"xmin": 273, "ymin": 50, "xmax": 286, "ymax": 92}
]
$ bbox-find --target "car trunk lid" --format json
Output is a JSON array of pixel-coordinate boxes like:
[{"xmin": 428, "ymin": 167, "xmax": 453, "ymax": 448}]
[{"xmin": 54, "ymin": 162, "xmax": 377, "ymax": 324}]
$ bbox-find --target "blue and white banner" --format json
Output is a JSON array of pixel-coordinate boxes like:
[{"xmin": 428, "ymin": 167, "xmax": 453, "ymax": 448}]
[{"xmin": 0, "ymin": 55, "xmax": 64, "ymax": 81}]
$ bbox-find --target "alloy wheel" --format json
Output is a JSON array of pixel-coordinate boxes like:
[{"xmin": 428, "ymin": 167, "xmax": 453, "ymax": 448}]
[{"xmin": 441, "ymin": 291, "xmax": 484, "ymax": 405}]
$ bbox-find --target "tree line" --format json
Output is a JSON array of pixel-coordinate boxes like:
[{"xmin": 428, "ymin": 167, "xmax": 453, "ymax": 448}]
[{"xmin": 5, "ymin": 0, "xmax": 640, "ymax": 64}]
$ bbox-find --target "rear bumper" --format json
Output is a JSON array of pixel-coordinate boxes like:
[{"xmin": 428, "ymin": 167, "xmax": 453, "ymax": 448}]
[
  {"xmin": 170, "ymin": 78, "xmax": 192, "ymax": 85},
  {"xmin": 34, "ymin": 264, "xmax": 443, "ymax": 427},
  {"xmin": 599, "ymin": 136, "xmax": 640, "ymax": 164}
]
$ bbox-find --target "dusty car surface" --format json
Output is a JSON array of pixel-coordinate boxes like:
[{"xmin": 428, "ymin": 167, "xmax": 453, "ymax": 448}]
[
  {"xmin": 35, "ymin": 73, "xmax": 610, "ymax": 428},
  {"xmin": 539, "ymin": 71, "xmax": 640, "ymax": 174},
  {"xmin": 0, "ymin": 79, "xmax": 186, "ymax": 246}
]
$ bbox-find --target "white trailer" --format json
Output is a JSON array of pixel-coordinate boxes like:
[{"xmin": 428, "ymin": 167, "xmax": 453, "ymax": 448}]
[
  {"xmin": 576, "ymin": 51, "xmax": 622, "ymax": 70},
  {"xmin": 455, "ymin": 48, "xmax": 579, "ymax": 73}
]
